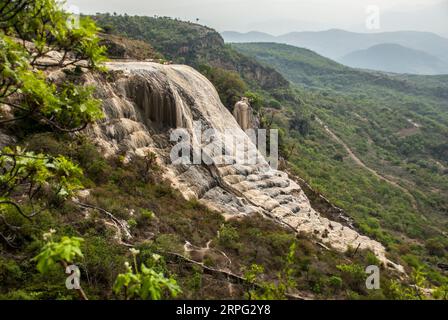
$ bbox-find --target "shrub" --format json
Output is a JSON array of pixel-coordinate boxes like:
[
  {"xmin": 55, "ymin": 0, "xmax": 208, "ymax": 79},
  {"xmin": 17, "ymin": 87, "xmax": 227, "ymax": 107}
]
[
  {"xmin": 199, "ymin": 64, "xmax": 248, "ymax": 108},
  {"xmin": 113, "ymin": 249, "xmax": 181, "ymax": 300},
  {"xmin": 218, "ymin": 224, "xmax": 240, "ymax": 249},
  {"xmin": 328, "ymin": 276, "xmax": 343, "ymax": 290},
  {"xmin": 336, "ymin": 264, "xmax": 366, "ymax": 293}
]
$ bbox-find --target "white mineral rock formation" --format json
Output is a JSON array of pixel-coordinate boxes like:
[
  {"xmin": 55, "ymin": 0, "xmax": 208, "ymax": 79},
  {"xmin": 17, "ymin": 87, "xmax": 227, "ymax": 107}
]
[
  {"xmin": 85, "ymin": 61, "xmax": 403, "ymax": 272},
  {"xmin": 233, "ymin": 97, "xmax": 252, "ymax": 131}
]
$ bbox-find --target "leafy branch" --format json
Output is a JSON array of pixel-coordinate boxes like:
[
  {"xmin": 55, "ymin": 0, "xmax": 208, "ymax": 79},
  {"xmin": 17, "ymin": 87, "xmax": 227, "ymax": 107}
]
[
  {"xmin": 113, "ymin": 248, "xmax": 182, "ymax": 300},
  {"xmin": 0, "ymin": 146, "xmax": 83, "ymax": 243},
  {"xmin": 33, "ymin": 229, "xmax": 88, "ymax": 300}
]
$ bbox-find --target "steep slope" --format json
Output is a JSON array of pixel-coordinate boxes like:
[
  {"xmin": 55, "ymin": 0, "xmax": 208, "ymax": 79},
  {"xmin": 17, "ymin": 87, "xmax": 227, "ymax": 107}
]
[
  {"xmin": 232, "ymin": 42, "xmax": 448, "ymax": 100},
  {"xmin": 99, "ymin": 33, "xmax": 162, "ymax": 61},
  {"xmin": 92, "ymin": 15, "xmax": 289, "ymax": 91},
  {"xmin": 232, "ymin": 42, "xmax": 448, "ymax": 207},
  {"xmin": 232, "ymin": 42, "xmax": 448, "ymax": 279},
  {"xmin": 0, "ymin": 54, "xmax": 408, "ymax": 300},
  {"xmin": 340, "ymin": 43, "xmax": 448, "ymax": 75},
  {"xmin": 232, "ymin": 42, "xmax": 350, "ymax": 88},
  {"xmin": 84, "ymin": 61, "xmax": 400, "ymax": 269}
]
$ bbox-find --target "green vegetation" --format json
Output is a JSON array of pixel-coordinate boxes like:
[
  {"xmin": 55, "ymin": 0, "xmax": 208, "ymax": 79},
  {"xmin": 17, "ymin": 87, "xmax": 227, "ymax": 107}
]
[
  {"xmin": 0, "ymin": 146, "xmax": 83, "ymax": 219},
  {"xmin": 244, "ymin": 243, "xmax": 296, "ymax": 300},
  {"xmin": 198, "ymin": 64, "xmax": 248, "ymax": 107},
  {"xmin": 91, "ymin": 14, "xmax": 290, "ymax": 110},
  {"xmin": 33, "ymin": 233, "xmax": 84, "ymax": 274},
  {"xmin": 232, "ymin": 42, "xmax": 448, "ymax": 286},
  {"xmin": 113, "ymin": 249, "xmax": 181, "ymax": 300},
  {"xmin": 1, "ymin": 0, "xmax": 105, "ymax": 240},
  {"xmin": 88, "ymin": 17, "xmax": 448, "ymax": 296},
  {"xmin": 3, "ymin": 131, "xmax": 416, "ymax": 300},
  {"xmin": 2, "ymin": 5, "xmax": 447, "ymax": 300},
  {"xmin": 0, "ymin": 1, "xmax": 105, "ymax": 132}
]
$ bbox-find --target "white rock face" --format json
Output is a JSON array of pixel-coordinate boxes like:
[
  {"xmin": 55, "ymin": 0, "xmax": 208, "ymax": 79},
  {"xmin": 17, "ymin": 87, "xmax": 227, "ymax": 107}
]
[
  {"xmin": 233, "ymin": 98, "xmax": 252, "ymax": 131},
  {"xmin": 86, "ymin": 61, "xmax": 402, "ymax": 271}
]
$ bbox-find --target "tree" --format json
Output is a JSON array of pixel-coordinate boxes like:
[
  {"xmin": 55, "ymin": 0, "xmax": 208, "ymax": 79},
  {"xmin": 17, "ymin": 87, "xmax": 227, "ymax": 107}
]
[
  {"xmin": 244, "ymin": 91, "xmax": 264, "ymax": 112},
  {"xmin": 135, "ymin": 150, "xmax": 159, "ymax": 184},
  {"xmin": 258, "ymin": 107, "xmax": 279, "ymax": 129},
  {"xmin": 0, "ymin": 0, "xmax": 104, "ymax": 250},
  {"xmin": 0, "ymin": 0, "xmax": 32, "ymax": 25},
  {"xmin": 198, "ymin": 64, "xmax": 248, "ymax": 109},
  {"xmin": 0, "ymin": 0, "xmax": 105, "ymax": 131},
  {"xmin": 425, "ymin": 238, "xmax": 446, "ymax": 257},
  {"xmin": 0, "ymin": 146, "xmax": 83, "ymax": 248},
  {"xmin": 0, "ymin": 146, "xmax": 83, "ymax": 218},
  {"xmin": 1, "ymin": 0, "xmax": 106, "ymax": 68}
]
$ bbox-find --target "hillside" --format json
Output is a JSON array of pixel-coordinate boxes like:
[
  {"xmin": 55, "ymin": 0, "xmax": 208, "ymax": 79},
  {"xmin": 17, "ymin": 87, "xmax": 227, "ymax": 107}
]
[
  {"xmin": 92, "ymin": 14, "xmax": 289, "ymax": 93},
  {"xmin": 223, "ymin": 29, "xmax": 448, "ymax": 74},
  {"xmin": 233, "ymin": 42, "xmax": 448, "ymax": 99},
  {"xmin": 2, "ymin": 5, "xmax": 413, "ymax": 301},
  {"xmin": 95, "ymin": 19, "xmax": 448, "ymax": 291},
  {"xmin": 340, "ymin": 43, "xmax": 448, "ymax": 75},
  {"xmin": 232, "ymin": 42, "xmax": 448, "ymax": 283},
  {"xmin": 2, "ymin": 3, "xmax": 448, "ymax": 302},
  {"xmin": 99, "ymin": 33, "xmax": 162, "ymax": 60},
  {"xmin": 95, "ymin": 20, "xmax": 448, "ymax": 291},
  {"xmin": 232, "ymin": 42, "xmax": 351, "ymax": 88}
]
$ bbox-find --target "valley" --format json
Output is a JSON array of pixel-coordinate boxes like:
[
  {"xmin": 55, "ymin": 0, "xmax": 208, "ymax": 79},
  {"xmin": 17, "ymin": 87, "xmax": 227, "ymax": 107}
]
[{"xmin": 1, "ymin": 3, "xmax": 447, "ymax": 301}]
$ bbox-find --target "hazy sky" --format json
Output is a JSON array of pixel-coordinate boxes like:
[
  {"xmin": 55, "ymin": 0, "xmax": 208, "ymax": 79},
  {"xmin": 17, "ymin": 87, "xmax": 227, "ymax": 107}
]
[{"xmin": 68, "ymin": 0, "xmax": 448, "ymax": 36}]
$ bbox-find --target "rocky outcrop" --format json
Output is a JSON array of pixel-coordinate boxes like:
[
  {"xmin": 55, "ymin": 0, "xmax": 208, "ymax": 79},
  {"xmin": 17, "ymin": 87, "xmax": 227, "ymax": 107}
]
[
  {"xmin": 85, "ymin": 61, "xmax": 402, "ymax": 271},
  {"xmin": 174, "ymin": 30, "xmax": 289, "ymax": 90},
  {"xmin": 233, "ymin": 98, "xmax": 253, "ymax": 131},
  {"xmin": 99, "ymin": 33, "xmax": 161, "ymax": 61}
]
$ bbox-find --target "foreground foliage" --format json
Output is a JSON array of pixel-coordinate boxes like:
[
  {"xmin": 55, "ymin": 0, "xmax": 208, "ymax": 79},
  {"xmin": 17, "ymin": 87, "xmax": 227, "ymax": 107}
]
[{"xmin": 113, "ymin": 249, "xmax": 181, "ymax": 300}]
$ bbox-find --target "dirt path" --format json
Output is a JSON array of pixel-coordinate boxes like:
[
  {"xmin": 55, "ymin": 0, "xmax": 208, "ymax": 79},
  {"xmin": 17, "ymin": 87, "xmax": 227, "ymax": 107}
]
[{"xmin": 316, "ymin": 118, "xmax": 418, "ymax": 208}]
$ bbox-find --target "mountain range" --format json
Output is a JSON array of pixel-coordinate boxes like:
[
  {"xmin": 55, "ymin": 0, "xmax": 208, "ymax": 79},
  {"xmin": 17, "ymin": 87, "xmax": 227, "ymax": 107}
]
[
  {"xmin": 222, "ymin": 29, "xmax": 448, "ymax": 75},
  {"xmin": 340, "ymin": 43, "xmax": 448, "ymax": 75}
]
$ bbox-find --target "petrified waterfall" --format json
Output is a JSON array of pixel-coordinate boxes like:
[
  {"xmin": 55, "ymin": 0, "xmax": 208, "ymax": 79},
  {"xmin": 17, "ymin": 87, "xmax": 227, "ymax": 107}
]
[{"xmin": 86, "ymin": 61, "xmax": 402, "ymax": 271}]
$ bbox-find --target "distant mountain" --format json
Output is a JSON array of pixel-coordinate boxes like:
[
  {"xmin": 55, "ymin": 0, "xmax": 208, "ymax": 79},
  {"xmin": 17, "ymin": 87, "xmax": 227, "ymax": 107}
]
[
  {"xmin": 221, "ymin": 31, "xmax": 276, "ymax": 43},
  {"xmin": 340, "ymin": 43, "xmax": 448, "ymax": 75},
  {"xmin": 231, "ymin": 42, "xmax": 448, "ymax": 247},
  {"xmin": 232, "ymin": 42, "xmax": 448, "ymax": 98},
  {"xmin": 222, "ymin": 29, "xmax": 448, "ymax": 74}
]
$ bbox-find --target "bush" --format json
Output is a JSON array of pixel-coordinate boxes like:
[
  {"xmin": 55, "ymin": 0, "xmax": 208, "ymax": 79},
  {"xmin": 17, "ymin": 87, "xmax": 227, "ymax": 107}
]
[
  {"xmin": 199, "ymin": 64, "xmax": 248, "ymax": 109},
  {"xmin": 218, "ymin": 224, "xmax": 240, "ymax": 249},
  {"xmin": 336, "ymin": 264, "xmax": 366, "ymax": 293},
  {"xmin": 425, "ymin": 238, "xmax": 446, "ymax": 257},
  {"xmin": 328, "ymin": 276, "xmax": 343, "ymax": 290}
]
